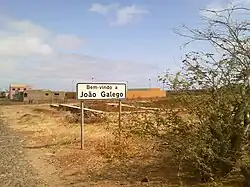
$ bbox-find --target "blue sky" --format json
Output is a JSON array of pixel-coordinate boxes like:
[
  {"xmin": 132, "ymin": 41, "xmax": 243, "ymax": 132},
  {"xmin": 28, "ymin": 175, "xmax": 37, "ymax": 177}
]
[{"xmin": 0, "ymin": 0, "xmax": 248, "ymax": 90}]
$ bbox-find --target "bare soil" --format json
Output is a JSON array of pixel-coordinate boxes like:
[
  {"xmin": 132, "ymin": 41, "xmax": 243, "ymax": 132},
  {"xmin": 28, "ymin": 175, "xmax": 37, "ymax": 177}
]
[
  {"xmin": 0, "ymin": 116, "xmax": 48, "ymax": 186},
  {"xmin": 77, "ymin": 101, "xmax": 141, "ymax": 112},
  {"xmin": 0, "ymin": 104, "xmax": 179, "ymax": 186},
  {"xmin": 0, "ymin": 104, "xmax": 240, "ymax": 187}
]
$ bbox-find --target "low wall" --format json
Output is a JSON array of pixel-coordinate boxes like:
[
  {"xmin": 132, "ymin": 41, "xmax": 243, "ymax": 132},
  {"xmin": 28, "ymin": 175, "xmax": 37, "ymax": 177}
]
[
  {"xmin": 126, "ymin": 88, "xmax": 166, "ymax": 99},
  {"xmin": 65, "ymin": 92, "xmax": 75, "ymax": 99}
]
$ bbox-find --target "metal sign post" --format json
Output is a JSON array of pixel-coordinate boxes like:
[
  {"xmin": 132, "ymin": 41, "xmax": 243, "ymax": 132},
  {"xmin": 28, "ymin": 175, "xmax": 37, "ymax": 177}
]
[
  {"xmin": 118, "ymin": 99, "xmax": 122, "ymax": 142},
  {"xmin": 76, "ymin": 82, "xmax": 127, "ymax": 150},
  {"xmin": 81, "ymin": 101, "xmax": 84, "ymax": 149}
]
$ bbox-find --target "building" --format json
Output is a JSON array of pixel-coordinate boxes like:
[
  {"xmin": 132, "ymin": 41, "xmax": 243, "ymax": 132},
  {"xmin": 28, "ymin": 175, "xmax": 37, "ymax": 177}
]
[
  {"xmin": 4, "ymin": 92, "xmax": 9, "ymax": 98},
  {"xmin": 0, "ymin": 90, "xmax": 8, "ymax": 98},
  {"xmin": 126, "ymin": 88, "xmax": 166, "ymax": 99},
  {"xmin": 23, "ymin": 90, "xmax": 66, "ymax": 104},
  {"xmin": 52, "ymin": 91, "xmax": 66, "ymax": 103},
  {"xmin": 65, "ymin": 92, "xmax": 75, "ymax": 99},
  {"xmin": 9, "ymin": 84, "xmax": 32, "ymax": 100}
]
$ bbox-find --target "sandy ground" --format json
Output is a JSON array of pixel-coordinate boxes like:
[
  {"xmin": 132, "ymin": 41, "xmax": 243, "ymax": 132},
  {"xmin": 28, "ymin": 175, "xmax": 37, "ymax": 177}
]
[
  {"xmin": 0, "ymin": 104, "xmax": 178, "ymax": 187},
  {"xmin": 0, "ymin": 118, "xmax": 47, "ymax": 187},
  {"xmin": 0, "ymin": 103, "xmax": 241, "ymax": 187}
]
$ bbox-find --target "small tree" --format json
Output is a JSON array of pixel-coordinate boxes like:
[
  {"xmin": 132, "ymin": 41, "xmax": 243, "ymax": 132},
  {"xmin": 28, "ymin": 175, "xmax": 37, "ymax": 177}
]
[
  {"xmin": 0, "ymin": 89, "xmax": 8, "ymax": 98},
  {"xmin": 157, "ymin": 6, "xmax": 250, "ymax": 184}
]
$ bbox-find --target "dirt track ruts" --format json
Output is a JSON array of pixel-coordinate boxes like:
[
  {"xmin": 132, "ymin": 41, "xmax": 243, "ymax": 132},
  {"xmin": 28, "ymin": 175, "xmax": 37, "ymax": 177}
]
[{"xmin": 0, "ymin": 116, "xmax": 46, "ymax": 187}]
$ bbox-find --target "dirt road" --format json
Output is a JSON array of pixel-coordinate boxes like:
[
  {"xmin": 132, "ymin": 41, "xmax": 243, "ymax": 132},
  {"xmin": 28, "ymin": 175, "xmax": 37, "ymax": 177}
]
[
  {"xmin": 0, "ymin": 118, "xmax": 46, "ymax": 187},
  {"xmin": 0, "ymin": 104, "xmax": 175, "ymax": 187}
]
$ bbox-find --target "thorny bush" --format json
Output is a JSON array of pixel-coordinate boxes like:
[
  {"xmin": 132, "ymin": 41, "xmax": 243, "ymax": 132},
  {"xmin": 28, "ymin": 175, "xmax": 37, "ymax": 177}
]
[{"xmin": 141, "ymin": 6, "xmax": 250, "ymax": 185}]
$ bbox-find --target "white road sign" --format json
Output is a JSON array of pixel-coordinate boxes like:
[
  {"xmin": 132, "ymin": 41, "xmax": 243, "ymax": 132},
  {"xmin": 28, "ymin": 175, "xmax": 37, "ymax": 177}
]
[{"xmin": 76, "ymin": 82, "xmax": 127, "ymax": 100}]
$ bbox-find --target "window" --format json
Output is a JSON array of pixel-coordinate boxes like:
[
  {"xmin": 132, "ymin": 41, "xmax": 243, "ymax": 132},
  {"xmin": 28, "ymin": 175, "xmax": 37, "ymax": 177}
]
[
  {"xmin": 24, "ymin": 93, "xmax": 28, "ymax": 97},
  {"xmin": 12, "ymin": 88, "xmax": 15, "ymax": 91},
  {"xmin": 18, "ymin": 88, "xmax": 20, "ymax": 91},
  {"xmin": 45, "ymin": 93, "xmax": 49, "ymax": 96},
  {"xmin": 54, "ymin": 93, "xmax": 59, "ymax": 96},
  {"xmin": 24, "ymin": 88, "xmax": 26, "ymax": 91}
]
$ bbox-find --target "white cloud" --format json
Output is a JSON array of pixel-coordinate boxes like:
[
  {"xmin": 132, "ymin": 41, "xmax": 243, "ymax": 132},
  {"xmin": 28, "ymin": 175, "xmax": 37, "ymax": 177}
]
[
  {"xmin": 200, "ymin": 0, "xmax": 250, "ymax": 18},
  {"xmin": 89, "ymin": 3, "xmax": 118, "ymax": 15},
  {"xmin": 0, "ymin": 17, "xmax": 159, "ymax": 90},
  {"xmin": 111, "ymin": 5, "xmax": 149, "ymax": 26},
  {"xmin": 0, "ymin": 53, "xmax": 159, "ymax": 90},
  {"xmin": 200, "ymin": 2, "xmax": 224, "ymax": 18},
  {"xmin": 0, "ymin": 18, "xmax": 84, "ymax": 57},
  {"xmin": 232, "ymin": 0, "xmax": 250, "ymax": 6},
  {"xmin": 53, "ymin": 35, "xmax": 84, "ymax": 50},
  {"xmin": 6, "ymin": 19, "xmax": 51, "ymax": 38},
  {"xmin": 89, "ymin": 3, "xmax": 149, "ymax": 26},
  {"xmin": 0, "ymin": 36, "xmax": 53, "ymax": 56}
]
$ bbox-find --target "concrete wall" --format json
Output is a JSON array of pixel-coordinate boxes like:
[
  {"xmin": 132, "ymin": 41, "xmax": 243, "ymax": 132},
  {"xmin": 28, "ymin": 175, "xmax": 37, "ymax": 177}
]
[
  {"xmin": 52, "ymin": 91, "xmax": 66, "ymax": 103},
  {"xmin": 23, "ymin": 90, "xmax": 65, "ymax": 104},
  {"xmin": 65, "ymin": 92, "xmax": 75, "ymax": 99},
  {"xmin": 126, "ymin": 88, "xmax": 166, "ymax": 99},
  {"xmin": 9, "ymin": 84, "xmax": 32, "ymax": 100},
  {"xmin": 23, "ymin": 90, "xmax": 52, "ymax": 103}
]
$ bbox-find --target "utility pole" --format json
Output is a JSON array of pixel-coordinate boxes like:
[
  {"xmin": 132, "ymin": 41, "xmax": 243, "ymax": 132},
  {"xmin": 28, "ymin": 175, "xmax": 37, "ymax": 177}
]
[
  {"xmin": 72, "ymin": 80, "xmax": 75, "ymax": 92},
  {"xmin": 163, "ymin": 69, "xmax": 168, "ymax": 90},
  {"xmin": 149, "ymin": 78, "xmax": 151, "ymax": 89}
]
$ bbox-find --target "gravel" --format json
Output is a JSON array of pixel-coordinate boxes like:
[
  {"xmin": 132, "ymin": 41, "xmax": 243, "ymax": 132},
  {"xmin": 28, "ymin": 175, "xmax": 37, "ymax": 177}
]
[{"xmin": 0, "ymin": 117, "xmax": 47, "ymax": 187}]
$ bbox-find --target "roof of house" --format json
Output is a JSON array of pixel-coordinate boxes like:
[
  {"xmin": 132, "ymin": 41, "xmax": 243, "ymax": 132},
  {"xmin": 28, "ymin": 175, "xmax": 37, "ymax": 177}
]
[
  {"xmin": 25, "ymin": 90, "xmax": 65, "ymax": 93},
  {"xmin": 25, "ymin": 89, "xmax": 51, "ymax": 92},
  {"xmin": 128, "ymin": 88, "xmax": 149, "ymax": 91},
  {"xmin": 128, "ymin": 88, "xmax": 160, "ymax": 91},
  {"xmin": 10, "ymin": 84, "xmax": 30, "ymax": 88}
]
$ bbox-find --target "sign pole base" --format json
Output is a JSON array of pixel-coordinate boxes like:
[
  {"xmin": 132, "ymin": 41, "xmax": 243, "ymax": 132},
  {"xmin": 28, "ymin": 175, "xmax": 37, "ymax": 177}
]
[
  {"xmin": 81, "ymin": 101, "xmax": 84, "ymax": 150},
  {"xmin": 118, "ymin": 99, "xmax": 122, "ymax": 143}
]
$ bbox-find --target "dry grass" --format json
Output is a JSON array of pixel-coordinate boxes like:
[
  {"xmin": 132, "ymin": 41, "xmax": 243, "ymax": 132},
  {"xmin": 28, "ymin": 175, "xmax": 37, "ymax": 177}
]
[
  {"xmin": 0, "ymin": 104, "xmax": 180, "ymax": 186},
  {"xmin": 62, "ymin": 111, "xmax": 108, "ymax": 124},
  {"xmin": 74, "ymin": 101, "xmax": 141, "ymax": 112},
  {"xmin": 0, "ymin": 103, "xmax": 238, "ymax": 186}
]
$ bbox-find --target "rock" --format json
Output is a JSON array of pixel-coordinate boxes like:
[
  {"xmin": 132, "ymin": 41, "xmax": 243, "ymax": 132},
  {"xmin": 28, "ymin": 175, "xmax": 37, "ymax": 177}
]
[
  {"xmin": 141, "ymin": 177, "xmax": 149, "ymax": 182},
  {"xmin": 44, "ymin": 153, "xmax": 55, "ymax": 156}
]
